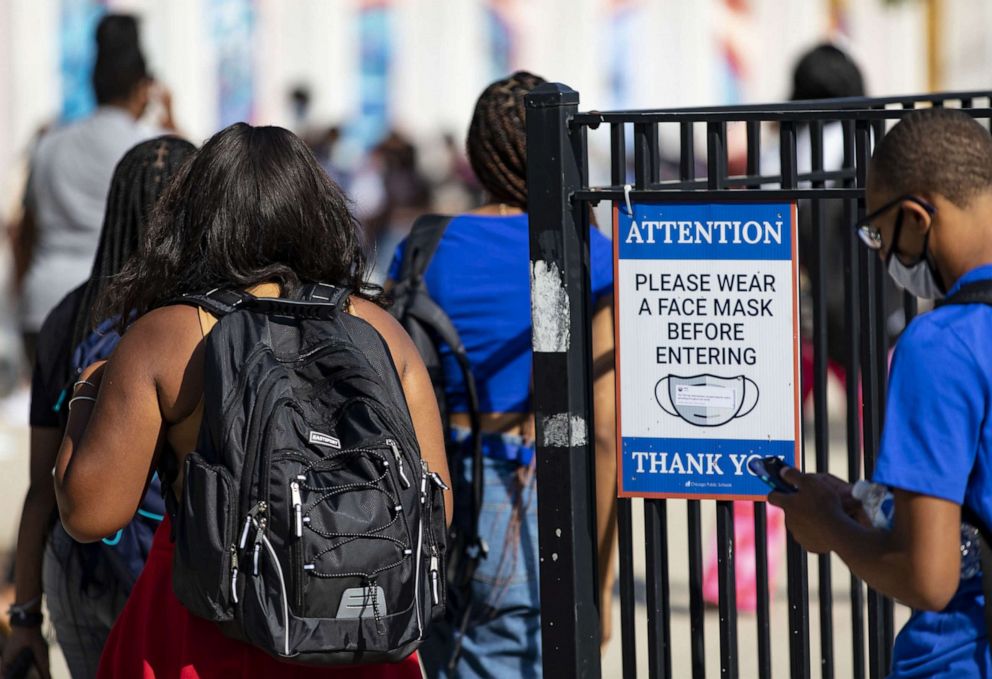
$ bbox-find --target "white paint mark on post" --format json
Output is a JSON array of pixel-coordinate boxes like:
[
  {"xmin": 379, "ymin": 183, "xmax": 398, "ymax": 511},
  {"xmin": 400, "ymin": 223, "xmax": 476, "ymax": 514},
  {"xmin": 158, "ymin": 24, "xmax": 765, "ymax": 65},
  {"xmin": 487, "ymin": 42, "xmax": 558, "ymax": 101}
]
[
  {"xmin": 541, "ymin": 413, "xmax": 588, "ymax": 447},
  {"xmin": 530, "ymin": 261, "xmax": 570, "ymax": 352}
]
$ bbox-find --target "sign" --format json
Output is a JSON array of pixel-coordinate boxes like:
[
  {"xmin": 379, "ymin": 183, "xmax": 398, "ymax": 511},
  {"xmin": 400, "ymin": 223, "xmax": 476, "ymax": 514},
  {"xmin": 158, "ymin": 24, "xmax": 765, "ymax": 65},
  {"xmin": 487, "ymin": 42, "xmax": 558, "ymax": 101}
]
[{"xmin": 614, "ymin": 202, "xmax": 801, "ymax": 500}]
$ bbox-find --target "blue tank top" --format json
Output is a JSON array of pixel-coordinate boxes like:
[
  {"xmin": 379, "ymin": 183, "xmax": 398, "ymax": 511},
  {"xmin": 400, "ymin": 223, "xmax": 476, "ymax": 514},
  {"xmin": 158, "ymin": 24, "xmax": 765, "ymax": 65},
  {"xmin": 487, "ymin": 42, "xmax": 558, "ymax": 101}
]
[{"xmin": 389, "ymin": 213, "xmax": 614, "ymax": 413}]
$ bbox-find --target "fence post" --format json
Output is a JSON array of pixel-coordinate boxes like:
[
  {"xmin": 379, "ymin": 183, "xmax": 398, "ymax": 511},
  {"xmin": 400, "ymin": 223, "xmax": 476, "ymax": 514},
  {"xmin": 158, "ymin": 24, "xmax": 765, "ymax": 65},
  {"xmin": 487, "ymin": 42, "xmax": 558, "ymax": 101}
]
[{"xmin": 525, "ymin": 82, "xmax": 602, "ymax": 679}]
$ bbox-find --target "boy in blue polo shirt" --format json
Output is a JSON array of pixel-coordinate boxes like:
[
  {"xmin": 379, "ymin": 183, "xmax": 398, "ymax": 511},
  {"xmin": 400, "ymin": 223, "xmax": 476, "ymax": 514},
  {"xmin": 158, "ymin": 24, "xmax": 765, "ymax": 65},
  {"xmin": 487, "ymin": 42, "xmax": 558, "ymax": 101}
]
[{"xmin": 771, "ymin": 108, "xmax": 992, "ymax": 677}]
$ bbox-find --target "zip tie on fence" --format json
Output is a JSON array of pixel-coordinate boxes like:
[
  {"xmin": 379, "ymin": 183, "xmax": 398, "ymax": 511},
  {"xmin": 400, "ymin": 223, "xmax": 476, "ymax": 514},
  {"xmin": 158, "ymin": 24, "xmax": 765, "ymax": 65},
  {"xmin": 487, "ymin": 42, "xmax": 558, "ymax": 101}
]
[{"xmin": 623, "ymin": 183, "xmax": 634, "ymax": 216}]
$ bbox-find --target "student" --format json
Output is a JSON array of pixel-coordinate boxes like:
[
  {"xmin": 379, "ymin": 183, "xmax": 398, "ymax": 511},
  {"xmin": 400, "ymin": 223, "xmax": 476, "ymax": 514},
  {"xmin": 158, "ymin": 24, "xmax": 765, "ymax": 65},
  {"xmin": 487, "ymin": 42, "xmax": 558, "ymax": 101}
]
[
  {"xmin": 771, "ymin": 108, "xmax": 992, "ymax": 677},
  {"xmin": 388, "ymin": 71, "xmax": 617, "ymax": 678},
  {"xmin": 14, "ymin": 13, "xmax": 175, "ymax": 364},
  {"xmin": 52, "ymin": 123, "xmax": 449, "ymax": 678},
  {"xmin": 2, "ymin": 136, "xmax": 194, "ymax": 679}
]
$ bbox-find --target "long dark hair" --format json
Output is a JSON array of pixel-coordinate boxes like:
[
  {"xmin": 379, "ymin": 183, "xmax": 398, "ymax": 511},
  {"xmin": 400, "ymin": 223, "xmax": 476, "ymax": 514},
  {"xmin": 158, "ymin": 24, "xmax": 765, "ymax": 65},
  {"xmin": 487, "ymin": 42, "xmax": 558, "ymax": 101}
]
[
  {"xmin": 92, "ymin": 14, "xmax": 149, "ymax": 104},
  {"xmin": 70, "ymin": 136, "xmax": 196, "ymax": 353},
  {"xmin": 102, "ymin": 123, "xmax": 377, "ymax": 326},
  {"xmin": 465, "ymin": 71, "xmax": 547, "ymax": 210}
]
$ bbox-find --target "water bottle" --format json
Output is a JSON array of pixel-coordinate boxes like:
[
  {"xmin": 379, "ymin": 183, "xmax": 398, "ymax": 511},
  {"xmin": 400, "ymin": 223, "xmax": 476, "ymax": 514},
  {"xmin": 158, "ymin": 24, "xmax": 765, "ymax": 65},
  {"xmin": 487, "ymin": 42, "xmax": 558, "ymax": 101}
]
[
  {"xmin": 852, "ymin": 480, "xmax": 894, "ymax": 529},
  {"xmin": 852, "ymin": 480, "xmax": 983, "ymax": 580},
  {"xmin": 960, "ymin": 523, "xmax": 983, "ymax": 580}
]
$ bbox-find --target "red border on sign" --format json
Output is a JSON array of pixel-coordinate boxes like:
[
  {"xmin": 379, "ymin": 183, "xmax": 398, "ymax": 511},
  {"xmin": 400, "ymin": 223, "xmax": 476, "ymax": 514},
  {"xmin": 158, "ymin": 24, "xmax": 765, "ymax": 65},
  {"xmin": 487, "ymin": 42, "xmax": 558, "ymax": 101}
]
[{"xmin": 613, "ymin": 203, "xmax": 803, "ymax": 501}]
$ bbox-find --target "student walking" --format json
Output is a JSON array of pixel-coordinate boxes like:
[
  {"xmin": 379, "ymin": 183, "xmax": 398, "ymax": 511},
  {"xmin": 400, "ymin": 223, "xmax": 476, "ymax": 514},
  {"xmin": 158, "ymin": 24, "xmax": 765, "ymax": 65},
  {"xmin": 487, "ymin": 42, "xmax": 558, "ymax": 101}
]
[
  {"xmin": 14, "ymin": 14, "xmax": 175, "ymax": 363},
  {"xmin": 2, "ymin": 136, "xmax": 195, "ymax": 679},
  {"xmin": 389, "ymin": 71, "xmax": 618, "ymax": 678},
  {"xmin": 52, "ymin": 124, "xmax": 449, "ymax": 678}
]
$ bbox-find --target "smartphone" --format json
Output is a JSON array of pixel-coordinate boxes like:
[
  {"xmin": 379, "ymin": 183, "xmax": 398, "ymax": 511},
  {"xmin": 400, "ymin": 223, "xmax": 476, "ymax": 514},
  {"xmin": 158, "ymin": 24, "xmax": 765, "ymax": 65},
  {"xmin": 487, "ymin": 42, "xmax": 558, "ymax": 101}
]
[{"xmin": 748, "ymin": 456, "xmax": 798, "ymax": 494}]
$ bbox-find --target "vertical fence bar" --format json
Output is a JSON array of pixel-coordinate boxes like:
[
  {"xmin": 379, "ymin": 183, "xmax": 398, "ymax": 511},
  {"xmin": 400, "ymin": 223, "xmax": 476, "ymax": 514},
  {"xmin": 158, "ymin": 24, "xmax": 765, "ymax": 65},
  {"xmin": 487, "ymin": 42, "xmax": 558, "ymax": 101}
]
[
  {"xmin": 867, "ymin": 117, "xmax": 896, "ymax": 670},
  {"xmin": 611, "ymin": 122, "xmax": 639, "ymax": 679},
  {"xmin": 809, "ymin": 119, "xmax": 835, "ymax": 679},
  {"xmin": 746, "ymin": 119, "xmax": 773, "ymax": 679},
  {"xmin": 679, "ymin": 120, "xmax": 707, "ymax": 679},
  {"xmin": 617, "ymin": 499, "xmax": 638, "ymax": 679},
  {"xmin": 854, "ymin": 120, "xmax": 888, "ymax": 679},
  {"xmin": 633, "ymin": 119, "xmax": 674, "ymax": 679},
  {"xmin": 898, "ymin": 102, "xmax": 917, "ymax": 412},
  {"xmin": 780, "ymin": 120, "xmax": 811, "ymax": 679},
  {"xmin": 644, "ymin": 501, "xmax": 672, "ymax": 679},
  {"xmin": 840, "ymin": 118, "xmax": 866, "ymax": 679},
  {"xmin": 525, "ymin": 83, "xmax": 602, "ymax": 679},
  {"xmin": 707, "ymin": 120, "xmax": 740, "ymax": 679}
]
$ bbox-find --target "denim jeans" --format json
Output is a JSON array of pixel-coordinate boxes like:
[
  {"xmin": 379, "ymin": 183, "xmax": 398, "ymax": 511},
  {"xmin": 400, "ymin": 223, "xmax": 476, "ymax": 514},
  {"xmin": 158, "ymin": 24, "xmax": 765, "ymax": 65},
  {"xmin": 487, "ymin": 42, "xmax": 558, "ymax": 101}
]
[{"xmin": 420, "ymin": 453, "xmax": 541, "ymax": 679}]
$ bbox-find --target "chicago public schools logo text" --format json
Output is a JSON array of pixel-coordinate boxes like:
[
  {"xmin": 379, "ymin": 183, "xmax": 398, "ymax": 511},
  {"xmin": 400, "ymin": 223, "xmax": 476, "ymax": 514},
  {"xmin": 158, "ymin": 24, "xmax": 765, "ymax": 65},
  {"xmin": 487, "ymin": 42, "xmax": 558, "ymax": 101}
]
[{"xmin": 655, "ymin": 374, "xmax": 759, "ymax": 427}]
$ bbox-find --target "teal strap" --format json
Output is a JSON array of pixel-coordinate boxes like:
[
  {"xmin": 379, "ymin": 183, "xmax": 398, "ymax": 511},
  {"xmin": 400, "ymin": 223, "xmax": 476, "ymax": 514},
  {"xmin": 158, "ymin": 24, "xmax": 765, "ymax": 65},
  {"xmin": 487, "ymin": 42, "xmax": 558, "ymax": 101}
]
[
  {"xmin": 53, "ymin": 389, "xmax": 67, "ymax": 414},
  {"xmin": 137, "ymin": 509, "xmax": 164, "ymax": 522},
  {"xmin": 102, "ymin": 530, "xmax": 123, "ymax": 547}
]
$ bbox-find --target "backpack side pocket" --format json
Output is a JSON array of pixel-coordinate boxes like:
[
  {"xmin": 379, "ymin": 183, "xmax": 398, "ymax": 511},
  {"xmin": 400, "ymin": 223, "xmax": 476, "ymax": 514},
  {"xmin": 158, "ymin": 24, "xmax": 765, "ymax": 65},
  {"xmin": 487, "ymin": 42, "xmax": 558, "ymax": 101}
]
[{"xmin": 173, "ymin": 452, "xmax": 238, "ymax": 621}]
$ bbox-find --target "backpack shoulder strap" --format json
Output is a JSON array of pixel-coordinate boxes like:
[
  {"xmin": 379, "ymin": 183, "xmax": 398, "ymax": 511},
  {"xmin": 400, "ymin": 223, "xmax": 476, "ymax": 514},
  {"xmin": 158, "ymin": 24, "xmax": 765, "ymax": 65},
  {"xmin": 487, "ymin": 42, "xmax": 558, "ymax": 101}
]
[
  {"xmin": 396, "ymin": 214, "xmax": 452, "ymax": 286},
  {"xmin": 168, "ymin": 288, "xmax": 252, "ymax": 318},
  {"xmin": 936, "ymin": 279, "xmax": 992, "ymax": 308},
  {"xmin": 297, "ymin": 282, "xmax": 350, "ymax": 311}
]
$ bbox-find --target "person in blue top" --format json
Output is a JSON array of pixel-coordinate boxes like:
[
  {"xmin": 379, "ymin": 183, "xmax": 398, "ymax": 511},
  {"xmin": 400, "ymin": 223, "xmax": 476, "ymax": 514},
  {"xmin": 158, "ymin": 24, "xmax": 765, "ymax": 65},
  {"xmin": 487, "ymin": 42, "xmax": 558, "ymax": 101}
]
[
  {"xmin": 771, "ymin": 108, "xmax": 992, "ymax": 677},
  {"xmin": 388, "ymin": 71, "xmax": 617, "ymax": 678}
]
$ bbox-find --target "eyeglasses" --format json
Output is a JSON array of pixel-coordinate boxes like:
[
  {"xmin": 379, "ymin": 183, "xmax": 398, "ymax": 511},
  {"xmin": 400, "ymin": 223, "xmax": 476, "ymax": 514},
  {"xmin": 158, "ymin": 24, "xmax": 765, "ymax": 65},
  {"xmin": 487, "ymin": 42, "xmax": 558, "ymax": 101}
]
[{"xmin": 855, "ymin": 194, "xmax": 936, "ymax": 251}]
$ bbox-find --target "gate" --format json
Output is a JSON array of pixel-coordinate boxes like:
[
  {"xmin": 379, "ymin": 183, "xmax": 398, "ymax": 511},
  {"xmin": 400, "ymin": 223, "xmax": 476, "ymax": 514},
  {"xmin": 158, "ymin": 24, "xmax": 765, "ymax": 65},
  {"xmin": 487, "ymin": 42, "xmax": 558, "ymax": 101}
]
[{"xmin": 525, "ymin": 84, "xmax": 992, "ymax": 679}]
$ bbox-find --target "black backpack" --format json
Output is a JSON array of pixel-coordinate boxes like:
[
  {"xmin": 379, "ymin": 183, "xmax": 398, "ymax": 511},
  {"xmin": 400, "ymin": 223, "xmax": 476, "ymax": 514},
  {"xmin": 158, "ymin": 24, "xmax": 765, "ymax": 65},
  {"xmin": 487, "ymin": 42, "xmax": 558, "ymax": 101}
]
[
  {"xmin": 387, "ymin": 216, "xmax": 488, "ymax": 653},
  {"xmin": 161, "ymin": 283, "xmax": 448, "ymax": 665}
]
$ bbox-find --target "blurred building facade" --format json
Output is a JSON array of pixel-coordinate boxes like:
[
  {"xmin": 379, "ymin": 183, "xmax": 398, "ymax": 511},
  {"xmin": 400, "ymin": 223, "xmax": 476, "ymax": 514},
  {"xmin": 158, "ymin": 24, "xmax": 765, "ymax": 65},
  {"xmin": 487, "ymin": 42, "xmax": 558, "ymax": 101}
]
[{"xmin": 1, "ymin": 0, "xmax": 992, "ymax": 218}]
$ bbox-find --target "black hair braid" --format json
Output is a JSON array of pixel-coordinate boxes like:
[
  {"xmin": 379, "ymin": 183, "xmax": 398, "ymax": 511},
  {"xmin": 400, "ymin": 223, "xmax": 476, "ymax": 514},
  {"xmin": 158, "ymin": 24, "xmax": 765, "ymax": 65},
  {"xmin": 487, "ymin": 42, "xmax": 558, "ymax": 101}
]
[
  {"xmin": 69, "ymin": 136, "xmax": 196, "ymax": 359},
  {"xmin": 466, "ymin": 71, "xmax": 547, "ymax": 210}
]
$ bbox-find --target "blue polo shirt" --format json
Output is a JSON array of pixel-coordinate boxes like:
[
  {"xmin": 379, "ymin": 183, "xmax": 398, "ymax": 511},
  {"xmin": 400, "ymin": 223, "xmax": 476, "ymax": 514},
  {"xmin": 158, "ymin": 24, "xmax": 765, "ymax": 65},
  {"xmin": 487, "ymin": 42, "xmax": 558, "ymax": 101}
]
[{"xmin": 873, "ymin": 263, "xmax": 992, "ymax": 678}]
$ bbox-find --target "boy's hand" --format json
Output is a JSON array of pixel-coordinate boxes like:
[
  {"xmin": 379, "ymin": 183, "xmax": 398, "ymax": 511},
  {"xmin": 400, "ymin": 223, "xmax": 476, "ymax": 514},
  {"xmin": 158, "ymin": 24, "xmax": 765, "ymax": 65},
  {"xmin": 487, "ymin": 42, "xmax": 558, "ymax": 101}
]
[{"xmin": 769, "ymin": 470, "xmax": 855, "ymax": 554}]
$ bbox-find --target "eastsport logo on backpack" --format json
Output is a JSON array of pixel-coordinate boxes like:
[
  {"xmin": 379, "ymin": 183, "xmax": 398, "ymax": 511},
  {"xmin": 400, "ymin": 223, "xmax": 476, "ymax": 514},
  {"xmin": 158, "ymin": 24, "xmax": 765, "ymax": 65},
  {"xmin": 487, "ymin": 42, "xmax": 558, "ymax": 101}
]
[
  {"xmin": 165, "ymin": 285, "xmax": 448, "ymax": 666},
  {"xmin": 308, "ymin": 431, "xmax": 342, "ymax": 449}
]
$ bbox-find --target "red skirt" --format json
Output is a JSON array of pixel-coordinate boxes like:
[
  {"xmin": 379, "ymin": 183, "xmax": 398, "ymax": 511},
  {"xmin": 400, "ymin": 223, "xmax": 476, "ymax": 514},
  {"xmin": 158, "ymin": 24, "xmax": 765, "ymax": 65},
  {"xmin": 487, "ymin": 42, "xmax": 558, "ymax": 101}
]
[{"xmin": 97, "ymin": 517, "xmax": 422, "ymax": 679}]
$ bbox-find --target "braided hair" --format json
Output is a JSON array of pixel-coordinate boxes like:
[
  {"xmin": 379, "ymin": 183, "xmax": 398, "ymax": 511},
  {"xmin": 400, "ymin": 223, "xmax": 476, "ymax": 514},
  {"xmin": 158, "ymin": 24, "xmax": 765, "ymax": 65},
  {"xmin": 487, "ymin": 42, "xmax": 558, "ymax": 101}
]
[
  {"xmin": 466, "ymin": 71, "xmax": 547, "ymax": 211},
  {"xmin": 69, "ymin": 136, "xmax": 196, "ymax": 355}
]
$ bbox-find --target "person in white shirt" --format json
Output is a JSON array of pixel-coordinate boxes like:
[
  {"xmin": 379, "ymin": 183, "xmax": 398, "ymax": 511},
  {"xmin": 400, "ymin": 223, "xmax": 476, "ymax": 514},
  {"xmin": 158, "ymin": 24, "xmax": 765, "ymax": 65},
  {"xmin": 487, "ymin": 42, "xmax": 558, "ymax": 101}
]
[{"xmin": 13, "ymin": 13, "xmax": 175, "ymax": 364}]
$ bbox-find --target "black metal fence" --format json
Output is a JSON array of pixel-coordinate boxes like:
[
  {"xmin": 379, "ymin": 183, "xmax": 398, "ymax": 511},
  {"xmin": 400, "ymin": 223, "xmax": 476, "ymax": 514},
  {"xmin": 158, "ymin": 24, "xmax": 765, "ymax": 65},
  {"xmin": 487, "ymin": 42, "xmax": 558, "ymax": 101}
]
[{"xmin": 525, "ymin": 84, "xmax": 992, "ymax": 679}]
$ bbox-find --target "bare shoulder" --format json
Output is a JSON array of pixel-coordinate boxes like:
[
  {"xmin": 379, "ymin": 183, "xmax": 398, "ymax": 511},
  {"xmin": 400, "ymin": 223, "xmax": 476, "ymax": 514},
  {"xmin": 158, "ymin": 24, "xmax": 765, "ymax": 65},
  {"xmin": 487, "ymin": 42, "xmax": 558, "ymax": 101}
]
[
  {"xmin": 113, "ymin": 304, "xmax": 206, "ymax": 417},
  {"xmin": 349, "ymin": 297, "xmax": 415, "ymax": 376},
  {"xmin": 119, "ymin": 304, "xmax": 202, "ymax": 356}
]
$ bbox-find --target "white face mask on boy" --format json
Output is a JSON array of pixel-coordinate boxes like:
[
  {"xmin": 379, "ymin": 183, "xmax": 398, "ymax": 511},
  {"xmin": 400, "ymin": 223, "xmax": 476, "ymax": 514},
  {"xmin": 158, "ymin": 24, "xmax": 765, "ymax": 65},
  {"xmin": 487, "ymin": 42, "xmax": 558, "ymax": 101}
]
[
  {"xmin": 882, "ymin": 202, "xmax": 946, "ymax": 300},
  {"xmin": 887, "ymin": 248, "xmax": 945, "ymax": 300}
]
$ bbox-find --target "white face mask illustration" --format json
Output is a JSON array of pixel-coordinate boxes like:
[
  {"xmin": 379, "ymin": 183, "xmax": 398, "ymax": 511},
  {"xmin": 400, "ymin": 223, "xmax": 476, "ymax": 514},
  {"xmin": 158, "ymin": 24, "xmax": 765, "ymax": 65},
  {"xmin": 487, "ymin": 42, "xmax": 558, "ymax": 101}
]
[{"xmin": 655, "ymin": 374, "xmax": 759, "ymax": 427}]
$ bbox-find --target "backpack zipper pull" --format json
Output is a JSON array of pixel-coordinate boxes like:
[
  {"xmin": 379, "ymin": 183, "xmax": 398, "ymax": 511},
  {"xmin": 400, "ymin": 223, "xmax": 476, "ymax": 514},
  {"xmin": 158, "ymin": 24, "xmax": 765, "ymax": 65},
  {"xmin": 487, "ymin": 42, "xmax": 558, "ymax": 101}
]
[
  {"xmin": 430, "ymin": 472, "xmax": 449, "ymax": 491},
  {"xmin": 239, "ymin": 501, "xmax": 267, "ymax": 550},
  {"xmin": 252, "ymin": 517, "xmax": 267, "ymax": 576},
  {"xmin": 429, "ymin": 553, "xmax": 440, "ymax": 605},
  {"xmin": 290, "ymin": 481, "xmax": 303, "ymax": 538},
  {"xmin": 387, "ymin": 439, "xmax": 410, "ymax": 488},
  {"xmin": 230, "ymin": 546, "xmax": 240, "ymax": 604}
]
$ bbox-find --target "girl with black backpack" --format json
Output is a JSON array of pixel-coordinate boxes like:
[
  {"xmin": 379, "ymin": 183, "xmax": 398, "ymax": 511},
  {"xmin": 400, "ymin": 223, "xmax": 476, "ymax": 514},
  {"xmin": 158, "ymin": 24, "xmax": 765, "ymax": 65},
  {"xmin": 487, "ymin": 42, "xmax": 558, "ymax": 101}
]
[{"xmin": 52, "ymin": 123, "xmax": 450, "ymax": 678}]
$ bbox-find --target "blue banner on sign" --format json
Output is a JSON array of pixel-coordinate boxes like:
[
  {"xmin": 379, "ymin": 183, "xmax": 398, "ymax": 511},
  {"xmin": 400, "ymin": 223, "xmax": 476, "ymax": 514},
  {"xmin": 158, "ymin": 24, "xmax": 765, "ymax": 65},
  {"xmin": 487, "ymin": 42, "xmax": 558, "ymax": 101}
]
[
  {"xmin": 621, "ymin": 437, "xmax": 797, "ymax": 497},
  {"xmin": 617, "ymin": 203, "xmax": 792, "ymax": 261}
]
